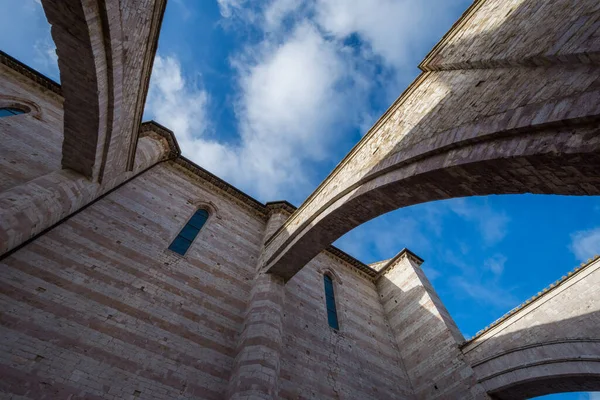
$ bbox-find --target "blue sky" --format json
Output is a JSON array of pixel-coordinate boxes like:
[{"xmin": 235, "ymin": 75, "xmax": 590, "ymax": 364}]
[{"xmin": 1, "ymin": 1, "xmax": 599, "ymax": 398}]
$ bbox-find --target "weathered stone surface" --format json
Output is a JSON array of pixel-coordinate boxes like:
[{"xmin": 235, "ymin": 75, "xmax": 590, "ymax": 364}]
[
  {"xmin": 463, "ymin": 258, "xmax": 600, "ymax": 400},
  {"xmin": 1, "ymin": 0, "xmax": 599, "ymax": 398},
  {"xmin": 377, "ymin": 251, "xmax": 488, "ymax": 400},
  {"xmin": 263, "ymin": 0, "xmax": 600, "ymax": 280},
  {"xmin": 40, "ymin": 0, "xmax": 166, "ymax": 181},
  {"xmin": 0, "ymin": 54, "xmax": 63, "ymax": 192}
]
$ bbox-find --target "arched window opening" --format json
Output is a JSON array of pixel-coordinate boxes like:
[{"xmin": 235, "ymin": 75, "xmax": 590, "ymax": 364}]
[
  {"xmin": 323, "ymin": 274, "xmax": 339, "ymax": 330},
  {"xmin": 0, "ymin": 107, "xmax": 26, "ymax": 118},
  {"xmin": 168, "ymin": 209, "xmax": 209, "ymax": 256}
]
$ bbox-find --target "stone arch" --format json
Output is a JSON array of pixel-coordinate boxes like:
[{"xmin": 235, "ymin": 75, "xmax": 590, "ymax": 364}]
[
  {"xmin": 39, "ymin": 0, "xmax": 166, "ymax": 182},
  {"xmin": 462, "ymin": 258, "xmax": 600, "ymax": 399},
  {"xmin": 262, "ymin": 0, "xmax": 600, "ymax": 281},
  {"xmin": 483, "ymin": 352, "xmax": 600, "ymax": 399}
]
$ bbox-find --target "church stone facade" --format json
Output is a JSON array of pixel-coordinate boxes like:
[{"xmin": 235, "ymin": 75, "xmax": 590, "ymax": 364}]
[{"xmin": 0, "ymin": 0, "xmax": 599, "ymax": 399}]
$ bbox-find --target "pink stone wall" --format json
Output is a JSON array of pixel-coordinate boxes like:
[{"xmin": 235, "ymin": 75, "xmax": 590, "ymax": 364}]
[
  {"xmin": 280, "ymin": 253, "xmax": 413, "ymax": 399},
  {"xmin": 0, "ymin": 63, "xmax": 63, "ymax": 192},
  {"xmin": 0, "ymin": 161, "xmax": 264, "ymax": 399}
]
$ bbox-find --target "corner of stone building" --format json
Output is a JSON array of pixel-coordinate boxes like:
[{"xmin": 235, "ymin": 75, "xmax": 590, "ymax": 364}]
[
  {"xmin": 139, "ymin": 120, "xmax": 181, "ymax": 160},
  {"xmin": 375, "ymin": 248, "xmax": 488, "ymax": 399}
]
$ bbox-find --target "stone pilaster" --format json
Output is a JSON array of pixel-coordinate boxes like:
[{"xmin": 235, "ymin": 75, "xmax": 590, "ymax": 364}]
[
  {"xmin": 376, "ymin": 249, "xmax": 489, "ymax": 399},
  {"xmin": 227, "ymin": 208, "xmax": 290, "ymax": 399}
]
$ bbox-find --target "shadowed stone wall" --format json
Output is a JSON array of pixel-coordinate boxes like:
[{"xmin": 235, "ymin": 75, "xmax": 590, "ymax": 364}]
[
  {"xmin": 462, "ymin": 258, "xmax": 600, "ymax": 399},
  {"xmin": 0, "ymin": 53, "xmax": 63, "ymax": 192},
  {"xmin": 280, "ymin": 250, "xmax": 413, "ymax": 399},
  {"xmin": 377, "ymin": 251, "xmax": 488, "ymax": 400}
]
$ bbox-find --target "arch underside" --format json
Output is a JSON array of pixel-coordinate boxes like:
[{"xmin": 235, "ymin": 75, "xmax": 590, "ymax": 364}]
[
  {"xmin": 489, "ymin": 371, "xmax": 600, "ymax": 400},
  {"xmin": 262, "ymin": 0, "xmax": 600, "ymax": 281},
  {"xmin": 39, "ymin": 0, "xmax": 165, "ymax": 182},
  {"xmin": 267, "ymin": 122, "xmax": 600, "ymax": 280}
]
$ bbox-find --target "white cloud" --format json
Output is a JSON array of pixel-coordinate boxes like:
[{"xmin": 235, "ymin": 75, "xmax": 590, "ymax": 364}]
[
  {"xmin": 587, "ymin": 393, "xmax": 600, "ymax": 400},
  {"xmin": 448, "ymin": 198, "xmax": 510, "ymax": 246},
  {"xmin": 145, "ymin": 55, "xmax": 240, "ymax": 181},
  {"xmin": 570, "ymin": 227, "xmax": 600, "ymax": 262},
  {"xmin": 146, "ymin": 22, "xmax": 365, "ymax": 199},
  {"xmin": 484, "ymin": 254, "xmax": 507, "ymax": 276},
  {"xmin": 216, "ymin": 0, "xmax": 246, "ymax": 18},
  {"xmin": 314, "ymin": 0, "xmax": 437, "ymax": 68},
  {"xmin": 263, "ymin": 0, "xmax": 303, "ymax": 32}
]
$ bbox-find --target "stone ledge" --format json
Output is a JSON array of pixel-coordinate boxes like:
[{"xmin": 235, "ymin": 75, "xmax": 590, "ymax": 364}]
[
  {"xmin": 1, "ymin": 49, "xmax": 391, "ymax": 283},
  {"xmin": 140, "ymin": 121, "xmax": 181, "ymax": 160},
  {"xmin": 375, "ymin": 248, "xmax": 425, "ymax": 280},
  {"xmin": 0, "ymin": 50, "xmax": 62, "ymax": 96}
]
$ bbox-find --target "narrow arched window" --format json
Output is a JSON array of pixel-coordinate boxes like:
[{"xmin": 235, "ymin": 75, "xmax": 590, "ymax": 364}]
[
  {"xmin": 0, "ymin": 107, "xmax": 26, "ymax": 118},
  {"xmin": 168, "ymin": 209, "xmax": 209, "ymax": 255},
  {"xmin": 323, "ymin": 274, "xmax": 339, "ymax": 330}
]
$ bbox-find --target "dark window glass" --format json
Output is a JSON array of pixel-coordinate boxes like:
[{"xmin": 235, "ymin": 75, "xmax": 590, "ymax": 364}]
[
  {"xmin": 168, "ymin": 236, "xmax": 192, "ymax": 255},
  {"xmin": 323, "ymin": 275, "xmax": 339, "ymax": 330},
  {"xmin": 168, "ymin": 209, "xmax": 209, "ymax": 255},
  {"xmin": 0, "ymin": 108, "xmax": 25, "ymax": 118},
  {"xmin": 179, "ymin": 224, "xmax": 200, "ymax": 241},
  {"xmin": 188, "ymin": 209, "xmax": 209, "ymax": 228}
]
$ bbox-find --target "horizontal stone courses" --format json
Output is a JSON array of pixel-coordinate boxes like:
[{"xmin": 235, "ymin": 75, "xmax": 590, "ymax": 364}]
[
  {"xmin": 60, "ymin": 217, "xmax": 250, "ymax": 312},
  {"xmin": 280, "ymin": 355, "xmax": 404, "ymax": 400},
  {"xmin": 287, "ymin": 270, "xmax": 381, "ymax": 310},
  {"xmin": 31, "ymin": 236, "xmax": 243, "ymax": 336},
  {"xmin": 71, "ymin": 201, "xmax": 256, "ymax": 294},
  {"xmin": 285, "ymin": 288, "xmax": 391, "ymax": 339},
  {"xmin": 0, "ymin": 312, "xmax": 224, "ymax": 400},
  {"xmin": 0, "ymin": 362, "xmax": 104, "ymax": 400},
  {"xmin": 283, "ymin": 311, "xmax": 398, "ymax": 359},
  {"xmin": 1, "ymin": 255, "xmax": 236, "ymax": 358},
  {"xmin": 0, "ymin": 281, "xmax": 230, "ymax": 381}
]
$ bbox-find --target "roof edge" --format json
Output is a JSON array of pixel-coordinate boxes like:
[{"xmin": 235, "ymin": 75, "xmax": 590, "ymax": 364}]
[
  {"xmin": 0, "ymin": 50, "xmax": 62, "ymax": 96},
  {"xmin": 140, "ymin": 120, "xmax": 181, "ymax": 159},
  {"xmin": 461, "ymin": 255, "xmax": 600, "ymax": 348},
  {"xmin": 418, "ymin": 0, "xmax": 487, "ymax": 71},
  {"xmin": 375, "ymin": 248, "xmax": 425, "ymax": 280}
]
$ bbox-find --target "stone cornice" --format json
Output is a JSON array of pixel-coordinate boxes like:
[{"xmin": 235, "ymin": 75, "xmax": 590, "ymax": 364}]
[
  {"xmin": 171, "ymin": 157, "xmax": 268, "ymax": 220},
  {"xmin": 0, "ymin": 48, "xmax": 396, "ymax": 283},
  {"xmin": 418, "ymin": 0, "xmax": 486, "ymax": 72},
  {"xmin": 0, "ymin": 50, "xmax": 62, "ymax": 96},
  {"xmin": 325, "ymin": 246, "xmax": 378, "ymax": 278},
  {"xmin": 140, "ymin": 121, "xmax": 181, "ymax": 160},
  {"xmin": 265, "ymin": 201, "xmax": 297, "ymax": 216},
  {"xmin": 375, "ymin": 248, "xmax": 425, "ymax": 280},
  {"xmin": 461, "ymin": 255, "xmax": 600, "ymax": 348}
]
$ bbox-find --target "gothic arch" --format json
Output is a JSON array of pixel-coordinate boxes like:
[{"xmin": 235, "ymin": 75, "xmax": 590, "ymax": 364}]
[
  {"xmin": 462, "ymin": 259, "xmax": 600, "ymax": 399},
  {"xmin": 39, "ymin": 0, "xmax": 166, "ymax": 181},
  {"xmin": 262, "ymin": 0, "xmax": 600, "ymax": 281}
]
